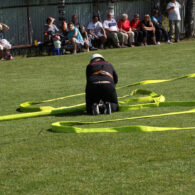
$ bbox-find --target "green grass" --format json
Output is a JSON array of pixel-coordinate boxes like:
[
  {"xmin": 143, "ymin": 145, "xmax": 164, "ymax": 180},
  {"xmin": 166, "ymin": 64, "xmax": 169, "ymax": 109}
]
[{"xmin": 0, "ymin": 41, "xmax": 195, "ymax": 194}]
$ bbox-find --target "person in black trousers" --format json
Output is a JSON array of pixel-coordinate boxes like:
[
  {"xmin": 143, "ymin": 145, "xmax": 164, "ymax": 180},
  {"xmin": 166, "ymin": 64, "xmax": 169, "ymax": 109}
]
[{"xmin": 86, "ymin": 54, "xmax": 118, "ymax": 115}]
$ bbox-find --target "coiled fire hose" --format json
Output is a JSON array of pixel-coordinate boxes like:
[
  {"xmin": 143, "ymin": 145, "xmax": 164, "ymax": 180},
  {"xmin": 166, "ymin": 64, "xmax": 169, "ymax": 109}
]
[{"xmin": 0, "ymin": 73, "xmax": 194, "ymax": 133}]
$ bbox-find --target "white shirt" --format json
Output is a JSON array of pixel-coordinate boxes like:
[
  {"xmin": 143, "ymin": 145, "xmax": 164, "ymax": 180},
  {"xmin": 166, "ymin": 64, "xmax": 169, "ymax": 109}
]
[
  {"xmin": 103, "ymin": 19, "xmax": 118, "ymax": 32},
  {"xmin": 87, "ymin": 21, "xmax": 103, "ymax": 37},
  {"xmin": 167, "ymin": 1, "xmax": 181, "ymax": 21}
]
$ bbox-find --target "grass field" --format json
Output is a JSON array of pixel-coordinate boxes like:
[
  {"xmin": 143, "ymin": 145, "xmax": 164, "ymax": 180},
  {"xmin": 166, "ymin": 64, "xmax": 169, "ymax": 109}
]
[{"xmin": 0, "ymin": 41, "xmax": 195, "ymax": 194}]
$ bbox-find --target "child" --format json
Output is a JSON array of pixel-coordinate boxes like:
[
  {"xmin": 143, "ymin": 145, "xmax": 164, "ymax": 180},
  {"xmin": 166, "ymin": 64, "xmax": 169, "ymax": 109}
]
[{"xmin": 53, "ymin": 34, "xmax": 61, "ymax": 49}]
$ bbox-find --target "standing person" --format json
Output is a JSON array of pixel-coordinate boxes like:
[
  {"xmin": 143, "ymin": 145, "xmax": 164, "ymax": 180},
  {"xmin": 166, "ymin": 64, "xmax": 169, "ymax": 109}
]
[
  {"xmin": 0, "ymin": 22, "xmax": 12, "ymax": 60},
  {"xmin": 166, "ymin": 0, "xmax": 185, "ymax": 42},
  {"xmin": 152, "ymin": 9, "xmax": 171, "ymax": 44},
  {"xmin": 66, "ymin": 22, "xmax": 84, "ymax": 54},
  {"xmin": 87, "ymin": 15, "xmax": 107, "ymax": 49},
  {"xmin": 130, "ymin": 14, "xmax": 144, "ymax": 46},
  {"xmin": 71, "ymin": 14, "xmax": 80, "ymax": 29},
  {"xmin": 86, "ymin": 54, "xmax": 118, "ymax": 115},
  {"xmin": 118, "ymin": 13, "xmax": 135, "ymax": 47},
  {"xmin": 103, "ymin": 12, "xmax": 125, "ymax": 48},
  {"xmin": 141, "ymin": 14, "xmax": 157, "ymax": 45}
]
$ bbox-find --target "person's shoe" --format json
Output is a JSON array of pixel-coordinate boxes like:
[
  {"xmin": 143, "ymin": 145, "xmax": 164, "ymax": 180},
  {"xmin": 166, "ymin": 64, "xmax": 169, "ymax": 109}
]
[
  {"xmin": 100, "ymin": 44, "xmax": 104, "ymax": 49},
  {"xmin": 104, "ymin": 102, "xmax": 112, "ymax": 115},
  {"xmin": 91, "ymin": 103, "xmax": 100, "ymax": 115},
  {"xmin": 166, "ymin": 40, "xmax": 172, "ymax": 44},
  {"xmin": 156, "ymin": 41, "xmax": 160, "ymax": 45},
  {"xmin": 115, "ymin": 45, "xmax": 121, "ymax": 48},
  {"xmin": 120, "ymin": 44, "xmax": 128, "ymax": 48},
  {"xmin": 89, "ymin": 46, "xmax": 98, "ymax": 51},
  {"xmin": 5, "ymin": 54, "xmax": 13, "ymax": 60}
]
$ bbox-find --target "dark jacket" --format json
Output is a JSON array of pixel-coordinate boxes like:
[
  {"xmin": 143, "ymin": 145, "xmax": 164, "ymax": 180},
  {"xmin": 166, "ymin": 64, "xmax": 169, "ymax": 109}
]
[{"xmin": 86, "ymin": 60, "xmax": 118, "ymax": 85}]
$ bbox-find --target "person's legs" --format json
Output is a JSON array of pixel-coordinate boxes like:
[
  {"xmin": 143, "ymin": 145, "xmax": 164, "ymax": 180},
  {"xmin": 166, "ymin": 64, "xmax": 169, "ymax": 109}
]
[
  {"xmin": 84, "ymin": 40, "xmax": 89, "ymax": 52},
  {"xmin": 70, "ymin": 37, "xmax": 77, "ymax": 54},
  {"xmin": 0, "ymin": 44, "xmax": 4, "ymax": 59},
  {"xmin": 86, "ymin": 84, "xmax": 101, "ymax": 114},
  {"xmin": 107, "ymin": 32, "xmax": 120, "ymax": 47},
  {"xmin": 159, "ymin": 26, "xmax": 169, "ymax": 42},
  {"xmin": 156, "ymin": 29, "xmax": 162, "ymax": 42},
  {"xmin": 175, "ymin": 20, "xmax": 180, "ymax": 42},
  {"xmin": 142, "ymin": 30, "xmax": 148, "ymax": 45},
  {"xmin": 169, "ymin": 20, "xmax": 174, "ymax": 41},
  {"xmin": 117, "ymin": 32, "xmax": 125, "ymax": 46},
  {"xmin": 151, "ymin": 31, "xmax": 156, "ymax": 44},
  {"xmin": 128, "ymin": 31, "xmax": 135, "ymax": 45},
  {"xmin": 99, "ymin": 36, "xmax": 107, "ymax": 49},
  {"xmin": 86, "ymin": 83, "xmax": 119, "ymax": 114},
  {"xmin": 138, "ymin": 30, "xmax": 144, "ymax": 45},
  {"xmin": 133, "ymin": 31, "xmax": 138, "ymax": 44},
  {"xmin": 122, "ymin": 32, "xmax": 128, "ymax": 45},
  {"xmin": 101, "ymin": 84, "xmax": 118, "ymax": 112}
]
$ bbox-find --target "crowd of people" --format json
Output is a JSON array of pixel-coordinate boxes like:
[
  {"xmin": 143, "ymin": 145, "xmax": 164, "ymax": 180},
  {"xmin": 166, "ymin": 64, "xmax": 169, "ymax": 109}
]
[
  {"xmin": 0, "ymin": 0, "xmax": 184, "ymax": 59},
  {"xmin": 44, "ymin": 0, "xmax": 184, "ymax": 54}
]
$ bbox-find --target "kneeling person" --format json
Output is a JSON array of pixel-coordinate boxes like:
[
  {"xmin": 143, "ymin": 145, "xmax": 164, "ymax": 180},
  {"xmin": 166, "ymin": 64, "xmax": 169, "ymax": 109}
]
[{"xmin": 86, "ymin": 54, "xmax": 119, "ymax": 115}]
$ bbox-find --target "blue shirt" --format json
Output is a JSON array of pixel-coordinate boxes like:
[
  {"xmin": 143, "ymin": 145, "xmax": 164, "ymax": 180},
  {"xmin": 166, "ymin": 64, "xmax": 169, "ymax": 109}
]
[
  {"xmin": 67, "ymin": 28, "xmax": 84, "ymax": 42},
  {"xmin": 152, "ymin": 16, "xmax": 162, "ymax": 24}
]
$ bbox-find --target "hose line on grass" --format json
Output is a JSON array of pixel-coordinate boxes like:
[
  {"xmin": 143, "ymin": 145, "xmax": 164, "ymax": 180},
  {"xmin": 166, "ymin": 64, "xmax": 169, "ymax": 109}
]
[{"xmin": 0, "ymin": 73, "xmax": 194, "ymax": 133}]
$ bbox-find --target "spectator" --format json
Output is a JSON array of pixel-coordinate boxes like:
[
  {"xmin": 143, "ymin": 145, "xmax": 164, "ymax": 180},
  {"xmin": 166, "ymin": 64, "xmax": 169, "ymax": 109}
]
[
  {"xmin": 166, "ymin": 0, "xmax": 184, "ymax": 42},
  {"xmin": 53, "ymin": 35, "xmax": 61, "ymax": 49},
  {"xmin": 60, "ymin": 18, "xmax": 68, "ymax": 38},
  {"xmin": 66, "ymin": 22, "xmax": 85, "ymax": 54},
  {"xmin": 118, "ymin": 13, "xmax": 134, "ymax": 47},
  {"xmin": 71, "ymin": 14, "xmax": 80, "ymax": 29},
  {"xmin": 152, "ymin": 9, "xmax": 171, "ymax": 44},
  {"xmin": 130, "ymin": 14, "xmax": 144, "ymax": 46},
  {"xmin": 87, "ymin": 15, "xmax": 107, "ymax": 49},
  {"xmin": 141, "ymin": 14, "xmax": 157, "ymax": 45},
  {"xmin": 79, "ymin": 26, "xmax": 90, "ymax": 52},
  {"xmin": 44, "ymin": 17, "xmax": 59, "ymax": 43},
  {"xmin": 86, "ymin": 54, "xmax": 118, "ymax": 115},
  {"xmin": 0, "ymin": 22, "xmax": 12, "ymax": 60},
  {"xmin": 103, "ymin": 12, "xmax": 125, "ymax": 48}
]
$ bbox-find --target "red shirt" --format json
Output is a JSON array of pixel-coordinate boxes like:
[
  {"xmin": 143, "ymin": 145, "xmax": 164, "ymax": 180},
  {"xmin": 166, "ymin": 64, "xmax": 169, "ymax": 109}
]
[
  {"xmin": 130, "ymin": 19, "xmax": 141, "ymax": 29},
  {"xmin": 118, "ymin": 19, "xmax": 131, "ymax": 32}
]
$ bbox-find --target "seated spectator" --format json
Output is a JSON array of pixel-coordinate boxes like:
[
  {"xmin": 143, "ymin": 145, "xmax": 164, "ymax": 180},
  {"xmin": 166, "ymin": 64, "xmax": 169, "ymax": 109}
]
[
  {"xmin": 141, "ymin": 14, "xmax": 156, "ymax": 45},
  {"xmin": 130, "ymin": 14, "xmax": 144, "ymax": 46},
  {"xmin": 60, "ymin": 18, "xmax": 68, "ymax": 39},
  {"xmin": 71, "ymin": 14, "xmax": 80, "ymax": 29},
  {"xmin": 87, "ymin": 15, "xmax": 107, "ymax": 49},
  {"xmin": 118, "ymin": 13, "xmax": 134, "ymax": 47},
  {"xmin": 152, "ymin": 9, "xmax": 171, "ymax": 44},
  {"xmin": 44, "ymin": 17, "xmax": 59, "ymax": 44},
  {"xmin": 79, "ymin": 26, "xmax": 90, "ymax": 52},
  {"xmin": 103, "ymin": 12, "xmax": 125, "ymax": 48},
  {"xmin": 66, "ymin": 22, "xmax": 85, "ymax": 54},
  {"xmin": 0, "ymin": 22, "xmax": 12, "ymax": 60}
]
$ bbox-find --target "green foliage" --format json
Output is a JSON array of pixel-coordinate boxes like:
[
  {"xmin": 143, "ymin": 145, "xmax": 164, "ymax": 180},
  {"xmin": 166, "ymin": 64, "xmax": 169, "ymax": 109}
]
[{"xmin": 0, "ymin": 41, "xmax": 195, "ymax": 194}]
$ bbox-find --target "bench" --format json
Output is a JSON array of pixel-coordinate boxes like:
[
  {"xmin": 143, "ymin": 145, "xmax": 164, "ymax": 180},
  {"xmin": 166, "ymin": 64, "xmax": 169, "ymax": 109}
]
[{"xmin": 11, "ymin": 43, "xmax": 54, "ymax": 57}]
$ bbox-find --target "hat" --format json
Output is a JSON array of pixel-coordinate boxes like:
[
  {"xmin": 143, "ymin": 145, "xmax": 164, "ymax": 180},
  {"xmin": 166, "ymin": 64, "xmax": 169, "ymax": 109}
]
[
  {"xmin": 53, "ymin": 35, "xmax": 60, "ymax": 41},
  {"xmin": 90, "ymin": 54, "xmax": 104, "ymax": 62}
]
